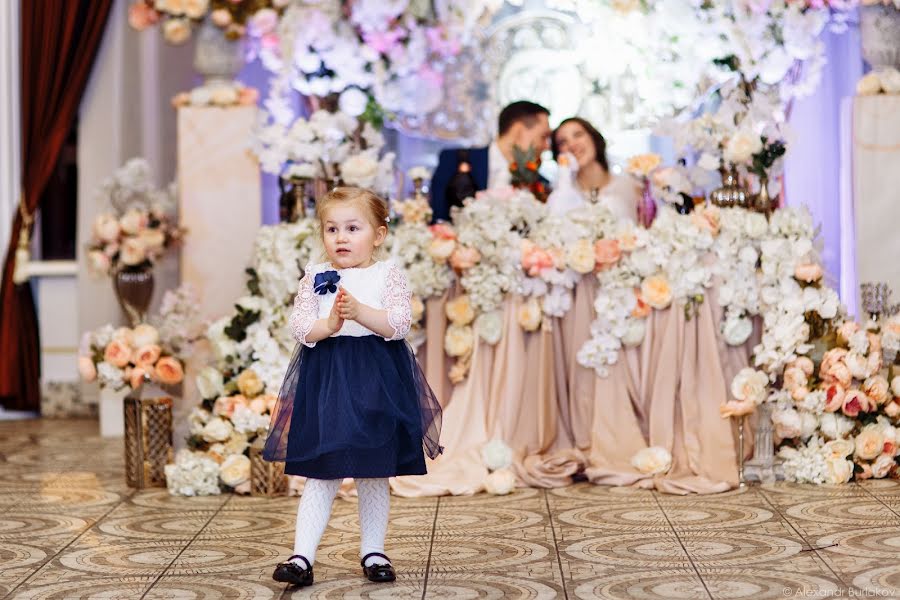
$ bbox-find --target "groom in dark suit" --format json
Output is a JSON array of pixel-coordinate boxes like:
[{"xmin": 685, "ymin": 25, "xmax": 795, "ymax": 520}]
[{"xmin": 429, "ymin": 101, "xmax": 551, "ymax": 222}]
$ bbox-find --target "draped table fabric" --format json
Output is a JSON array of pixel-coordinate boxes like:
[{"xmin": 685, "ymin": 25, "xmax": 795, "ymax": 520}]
[{"xmin": 393, "ymin": 275, "xmax": 758, "ymax": 497}]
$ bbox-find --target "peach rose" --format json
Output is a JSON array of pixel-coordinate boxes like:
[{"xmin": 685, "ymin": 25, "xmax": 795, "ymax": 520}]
[
  {"xmin": 790, "ymin": 357, "xmax": 815, "ymax": 377},
  {"xmin": 641, "ymin": 275, "xmax": 672, "ymax": 310},
  {"xmin": 92, "ymin": 214, "xmax": 120, "ymax": 243},
  {"xmin": 210, "ymin": 7, "xmax": 232, "ymax": 26},
  {"xmin": 132, "ymin": 324, "xmax": 159, "ymax": 348},
  {"xmin": 134, "ymin": 344, "xmax": 162, "ymax": 368},
  {"xmin": 103, "ymin": 339, "xmax": 132, "ymax": 368},
  {"xmin": 120, "ymin": 209, "xmax": 148, "ymax": 235},
  {"xmin": 824, "ymin": 384, "xmax": 846, "ymax": 412},
  {"xmin": 626, "ymin": 153, "xmax": 661, "ymax": 177},
  {"xmin": 78, "ymin": 356, "xmax": 97, "ymax": 382},
  {"xmin": 249, "ymin": 396, "xmax": 268, "ymax": 415},
  {"xmin": 872, "ymin": 454, "xmax": 895, "ymax": 479},
  {"xmin": 213, "ymin": 395, "xmax": 236, "ymax": 418},
  {"xmin": 863, "ymin": 376, "xmax": 890, "ymax": 405},
  {"xmin": 428, "ymin": 238, "xmax": 456, "ymax": 263},
  {"xmin": 162, "ymin": 18, "xmax": 191, "ymax": 44},
  {"xmin": 631, "ymin": 289, "xmax": 651, "ymax": 319},
  {"xmin": 154, "ymin": 356, "xmax": 184, "ymax": 385},
  {"xmin": 120, "ymin": 237, "xmax": 147, "ymax": 266},
  {"xmin": 237, "ymin": 369, "xmax": 264, "ymax": 398},
  {"xmin": 521, "ymin": 240, "xmax": 554, "ymax": 276},
  {"xmin": 237, "ymin": 86, "xmax": 260, "ymax": 106},
  {"xmin": 428, "ymin": 223, "xmax": 457, "ymax": 240},
  {"xmin": 445, "ymin": 295, "xmax": 475, "ymax": 326},
  {"xmin": 517, "ymin": 297, "xmax": 542, "ymax": 332},
  {"xmin": 139, "ymin": 228, "xmax": 166, "ymax": 253},
  {"xmin": 794, "ymin": 262, "xmax": 823, "ymax": 283},
  {"xmin": 820, "ymin": 348, "xmax": 848, "ymax": 376},
  {"xmin": 618, "ymin": 229, "xmax": 638, "ymax": 252},
  {"xmin": 791, "ymin": 386, "xmax": 810, "ymax": 402},
  {"xmin": 129, "ymin": 367, "xmax": 147, "ymax": 390},
  {"xmin": 837, "ymin": 321, "xmax": 860, "ymax": 343},
  {"xmin": 690, "ymin": 205, "xmax": 721, "ymax": 236},
  {"xmin": 128, "ymin": 2, "xmax": 160, "ymax": 30},
  {"xmin": 824, "ymin": 361, "xmax": 852, "ymax": 389},
  {"xmin": 855, "ymin": 426, "xmax": 886, "ymax": 461},
  {"xmin": 450, "ymin": 246, "xmax": 481, "ymax": 271},
  {"xmin": 783, "ymin": 367, "xmax": 808, "ymax": 391},
  {"xmin": 885, "ymin": 400, "xmax": 900, "ymax": 419},
  {"xmin": 593, "ymin": 239, "xmax": 621, "ymax": 270}
]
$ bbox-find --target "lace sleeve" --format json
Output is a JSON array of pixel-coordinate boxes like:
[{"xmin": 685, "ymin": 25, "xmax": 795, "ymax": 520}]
[
  {"xmin": 380, "ymin": 262, "xmax": 412, "ymax": 341},
  {"xmin": 288, "ymin": 273, "xmax": 318, "ymax": 347}
]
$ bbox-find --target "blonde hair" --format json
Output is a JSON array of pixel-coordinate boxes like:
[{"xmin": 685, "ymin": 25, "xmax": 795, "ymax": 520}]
[{"xmin": 316, "ymin": 186, "xmax": 390, "ymax": 259}]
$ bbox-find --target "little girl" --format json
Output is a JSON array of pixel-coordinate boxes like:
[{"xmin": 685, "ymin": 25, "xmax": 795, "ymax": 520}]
[{"xmin": 264, "ymin": 186, "xmax": 442, "ymax": 587}]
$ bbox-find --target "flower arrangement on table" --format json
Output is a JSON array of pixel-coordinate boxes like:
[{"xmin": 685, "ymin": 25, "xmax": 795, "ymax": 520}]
[
  {"xmin": 78, "ymin": 285, "xmax": 202, "ymax": 392},
  {"xmin": 171, "ymin": 82, "xmax": 260, "ymax": 108},
  {"xmin": 128, "ymin": 0, "xmax": 288, "ymax": 44},
  {"xmin": 86, "ymin": 159, "xmax": 183, "ymax": 277},
  {"xmin": 252, "ymin": 108, "xmax": 395, "ymax": 196}
]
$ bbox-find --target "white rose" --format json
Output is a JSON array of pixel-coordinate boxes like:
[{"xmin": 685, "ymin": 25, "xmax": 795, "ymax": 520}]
[
  {"xmin": 724, "ymin": 130, "xmax": 764, "ymax": 164},
  {"xmin": 854, "ymin": 425, "xmax": 886, "ymax": 461},
  {"xmin": 723, "ymin": 317, "xmax": 753, "ymax": 346},
  {"xmin": 824, "ymin": 439, "xmax": 854, "ymax": 458},
  {"xmin": 484, "ymin": 468, "xmax": 517, "ymax": 495},
  {"xmin": 196, "ymin": 367, "xmax": 225, "ymax": 400},
  {"xmin": 879, "ymin": 68, "xmax": 900, "ymax": 94},
  {"xmin": 800, "ymin": 411, "xmax": 818, "ymax": 439},
  {"xmin": 872, "ymin": 454, "xmax": 895, "ymax": 479},
  {"xmin": 120, "ymin": 237, "xmax": 147, "ymax": 266},
  {"xmin": 824, "ymin": 457, "xmax": 854, "ymax": 484},
  {"xmin": 631, "ymin": 446, "xmax": 672, "ymax": 475},
  {"xmin": 566, "ymin": 239, "xmax": 596, "ymax": 274},
  {"xmin": 856, "ymin": 72, "xmax": 883, "ymax": 96},
  {"xmin": 698, "ymin": 152, "xmax": 720, "ymax": 171},
  {"xmin": 201, "ymin": 417, "xmax": 233, "ymax": 443},
  {"xmin": 219, "ymin": 454, "xmax": 251, "ymax": 487},
  {"xmin": 730, "ymin": 368, "xmax": 769, "ymax": 404},
  {"xmin": 93, "ymin": 213, "xmax": 120, "ymax": 242},
  {"xmin": 475, "ymin": 311, "xmax": 504, "ymax": 345},
  {"xmin": 338, "ymin": 87, "xmax": 369, "ymax": 117},
  {"xmin": 131, "ymin": 324, "xmax": 160, "ymax": 348},
  {"xmin": 87, "ymin": 250, "xmax": 111, "ymax": 275},
  {"xmin": 481, "ymin": 439, "xmax": 513, "ymax": 471},
  {"xmin": 622, "ymin": 319, "xmax": 646, "ymax": 347},
  {"xmin": 339, "ymin": 153, "xmax": 379, "ymax": 188},
  {"xmin": 738, "ymin": 246, "xmax": 759, "ymax": 266}
]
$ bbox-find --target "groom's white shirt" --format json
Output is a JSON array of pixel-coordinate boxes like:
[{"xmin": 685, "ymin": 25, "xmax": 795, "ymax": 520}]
[{"xmin": 487, "ymin": 140, "xmax": 511, "ymax": 189}]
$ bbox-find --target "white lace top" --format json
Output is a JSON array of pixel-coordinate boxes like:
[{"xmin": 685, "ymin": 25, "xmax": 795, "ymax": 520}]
[{"xmin": 288, "ymin": 260, "xmax": 412, "ymax": 348}]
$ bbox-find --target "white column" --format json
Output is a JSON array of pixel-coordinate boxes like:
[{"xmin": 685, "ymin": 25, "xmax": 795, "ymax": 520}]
[{"xmin": 0, "ymin": 0, "xmax": 20, "ymax": 260}]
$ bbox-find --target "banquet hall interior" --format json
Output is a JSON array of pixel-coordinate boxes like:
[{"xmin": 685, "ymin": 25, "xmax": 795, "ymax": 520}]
[{"xmin": 1, "ymin": 0, "xmax": 900, "ymax": 598}]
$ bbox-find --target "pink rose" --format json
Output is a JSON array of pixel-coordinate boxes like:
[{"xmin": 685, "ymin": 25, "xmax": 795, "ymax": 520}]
[
  {"xmin": 521, "ymin": 241, "xmax": 554, "ymax": 276},
  {"xmin": 825, "ymin": 362, "xmax": 852, "ymax": 389},
  {"xmin": 863, "ymin": 376, "xmax": 890, "ymax": 405},
  {"xmin": 791, "ymin": 386, "xmax": 810, "ymax": 402},
  {"xmin": 794, "ymin": 262, "xmax": 823, "ymax": 283},
  {"xmin": 154, "ymin": 356, "xmax": 184, "ymax": 385},
  {"xmin": 842, "ymin": 390, "xmax": 873, "ymax": 417},
  {"xmin": 134, "ymin": 344, "xmax": 162, "ymax": 368},
  {"xmin": 103, "ymin": 339, "xmax": 132, "ymax": 368},
  {"xmin": 872, "ymin": 454, "xmax": 895, "ymax": 479},
  {"xmin": 824, "ymin": 384, "xmax": 845, "ymax": 412},
  {"xmin": 78, "ymin": 356, "xmax": 97, "ymax": 382},
  {"xmin": 129, "ymin": 366, "xmax": 147, "ymax": 390},
  {"xmin": 93, "ymin": 214, "xmax": 121, "ymax": 243},
  {"xmin": 783, "ymin": 367, "xmax": 808, "ymax": 391},
  {"xmin": 128, "ymin": 2, "xmax": 160, "ymax": 31},
  {"xmin": 120, "ymin": 209, "xmax": 148, "ymax": 235},
  {"xmin": 593, "ymin": 239, "xmax": 622, "ymax": 270},
  {"xmin": 120, "ymin": 237, "xmax": 147, "ymax": 267},
  {"xmin": 450, "ymin": 246, "xmax": 481, "ymax": 271},
  {"xmin": 213, "ymin": 395, "xmax": 237, "ymax": 418},
  {"xmin": 821, "ymin": 348, "xmax": 848, "ymax": 375}
]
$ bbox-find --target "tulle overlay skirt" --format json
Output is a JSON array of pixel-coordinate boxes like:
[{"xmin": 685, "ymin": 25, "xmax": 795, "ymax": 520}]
[{"xmin": 263, "ymin": 335, "xmax": 443, "ymax": 479}]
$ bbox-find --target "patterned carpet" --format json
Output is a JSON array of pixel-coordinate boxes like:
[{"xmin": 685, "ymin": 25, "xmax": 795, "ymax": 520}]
[{"xmin": 2, "ymin": 419, "xmax": 900, "ymax": 599}]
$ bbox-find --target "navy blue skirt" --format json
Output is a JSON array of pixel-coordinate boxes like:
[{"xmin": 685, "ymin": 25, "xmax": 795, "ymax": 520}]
[{"xmin": 263, "ymin": 336, "xmax": 442, "ymax": 479}]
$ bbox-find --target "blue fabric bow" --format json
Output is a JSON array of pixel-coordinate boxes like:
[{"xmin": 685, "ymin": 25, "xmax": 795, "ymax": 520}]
[{"xmin": 313, "ymin": 270, "xmax": 340, "ymax": 295}]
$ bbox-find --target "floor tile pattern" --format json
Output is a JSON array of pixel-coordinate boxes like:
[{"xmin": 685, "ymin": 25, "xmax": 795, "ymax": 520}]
[{"xmin": 2, "ymin": 419, "xmax": 900, "ymax": 599}]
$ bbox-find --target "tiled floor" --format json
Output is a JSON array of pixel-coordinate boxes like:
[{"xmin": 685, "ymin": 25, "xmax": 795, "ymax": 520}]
[{"xmin": 3, "ymin": 419, "xmax": 900, "ymax": 599}]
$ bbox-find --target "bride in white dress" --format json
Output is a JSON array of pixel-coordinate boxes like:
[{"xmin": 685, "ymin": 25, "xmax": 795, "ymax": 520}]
[{"xmin": 550, "ymin": 117, "xmax": 641, "ymax": 224}]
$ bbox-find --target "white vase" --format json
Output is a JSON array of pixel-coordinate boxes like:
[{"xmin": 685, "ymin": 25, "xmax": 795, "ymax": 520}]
[
  {"xmin": 860, "ymin": 5, "xmax": 900, "ymax": 70},
  {"xmin": 99, "ymin": 386, "xmax": 129, "ymax": 437},
  {"xmin": 192, "ymin": 19, "xmax": 244, "ymax": 86}
]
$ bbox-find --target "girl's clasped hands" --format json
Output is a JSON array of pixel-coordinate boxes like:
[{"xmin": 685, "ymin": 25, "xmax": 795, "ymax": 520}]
[{"xmin": 327, "ymin": 287, "xmax": 361, "ymax": 333}]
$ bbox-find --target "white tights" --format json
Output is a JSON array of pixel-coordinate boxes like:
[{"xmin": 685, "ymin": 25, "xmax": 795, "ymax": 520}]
[{"xmin": 291, "ymin": 478, "xmax": 391, "ymax": 568}]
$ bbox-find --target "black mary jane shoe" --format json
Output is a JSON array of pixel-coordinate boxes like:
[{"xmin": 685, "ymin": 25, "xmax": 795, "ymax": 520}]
[
  {"xmin": 361, "ymin": 552, "xmax": 396, "ymax": 583},
  {"xmin": 273, "ymin": 554, "xmax": 314, "ymax": 587}
]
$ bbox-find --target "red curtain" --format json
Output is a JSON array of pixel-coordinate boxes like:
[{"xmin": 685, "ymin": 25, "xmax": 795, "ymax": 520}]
[{"xmin": 0, "ymin": 1, "xmax": 113, "ymax": 412}]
